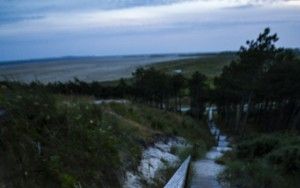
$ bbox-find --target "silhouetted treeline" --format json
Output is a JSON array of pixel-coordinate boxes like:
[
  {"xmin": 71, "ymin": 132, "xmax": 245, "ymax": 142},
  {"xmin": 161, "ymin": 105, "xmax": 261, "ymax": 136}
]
[
  {"xmin": 213, "ymin": 28, "xmax": 300, "ymax": 132},
  {"xmin": 1, "ymin": 66, "xmax": 209, "ymax": 116},
  {"xmin": 47, "ymin": 78, "xmax": 133, "ymax": 99},
  {"xmin": 132, "ymin": 67, "xmax": 208, "ymax": 116},
  {"xmin": 131, "ymin": 67, "xmax": 188, "ymax": 111},
  {"xmin": 0, "ymin": 78, "xmax": 131, "ymax": 99}
]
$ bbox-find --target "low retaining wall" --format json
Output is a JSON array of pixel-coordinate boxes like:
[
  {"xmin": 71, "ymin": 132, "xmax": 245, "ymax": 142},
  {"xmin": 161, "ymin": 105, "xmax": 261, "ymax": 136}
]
[{"xmin": 164, "ymin": 155, "xmax": 191, "ymax": 188}]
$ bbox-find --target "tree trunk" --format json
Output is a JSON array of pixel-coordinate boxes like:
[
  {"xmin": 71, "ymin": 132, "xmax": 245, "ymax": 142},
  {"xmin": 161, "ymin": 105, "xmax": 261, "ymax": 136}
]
[
  {"xmin": 242, "ymin": 93, "xmax": 253, "ymax": 131},
  {"xmin": 288, "ymin": 100, "xmax": 300, "ymax": 130},
  {"xmin": 224, "ymin": 105, "xmax": 229, "ymax": 126},
  {"xmin": 179, "ymin": 96, "xmax": 182, "ymax": 113},
  {"xmin": 235, "ymin": 104, "xmax": 242, "ymax": 131},
  {"xmin": 291, "ymin": 108, "xmax": 300, "ymax": 130}
]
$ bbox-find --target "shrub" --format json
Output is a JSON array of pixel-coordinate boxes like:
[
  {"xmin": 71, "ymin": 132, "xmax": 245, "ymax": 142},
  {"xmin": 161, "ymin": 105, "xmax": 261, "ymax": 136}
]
[
  {"xmin": 0, "ymin": 90, "xmax": 122, "ymax": 187},
  {"xmin": 221, "ymin": 160, "xmax": 284, "ymax": 188},
  {"xmin": 268, "ymin": 146, "xmax": 300, "ymax": 174},
  {"xmin": 60, "ymin": 173, "xmax": 76, "ymax": 188},
  {"xmin": 237, "ymin": 136, "xmax": 279, "ymax": 159},
  {"xmin": 150, "ymin": 118, "xmax": 164, "ymax": 130},
  {"xmin": 220, "ymin": 134, "xmax": 300, "ymax": 188}
]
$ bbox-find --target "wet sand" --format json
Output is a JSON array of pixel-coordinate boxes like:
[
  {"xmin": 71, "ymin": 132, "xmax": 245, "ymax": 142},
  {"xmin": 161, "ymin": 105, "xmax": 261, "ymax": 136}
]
[{"xmin": 0, "ymin": 55, "xmax": 194, "ymax": 83}]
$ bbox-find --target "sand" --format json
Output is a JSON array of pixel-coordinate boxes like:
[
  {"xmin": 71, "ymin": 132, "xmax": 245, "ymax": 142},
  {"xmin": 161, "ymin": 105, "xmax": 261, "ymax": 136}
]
[{"xmin": 0, "ymin": 55, "xmax": 193, "ymax": 83}]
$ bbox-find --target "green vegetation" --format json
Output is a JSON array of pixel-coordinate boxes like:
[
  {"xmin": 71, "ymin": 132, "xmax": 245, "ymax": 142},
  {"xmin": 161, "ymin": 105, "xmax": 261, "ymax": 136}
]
[
  {"xmin": 131, "ymin": 67, "xmax": 210, "ymax": 120},
  {"xmin": 1, "ymin": 28, "xmax": 299, "ymax": 187},
  {"xmin": 213, "ymin": 28, "xmax": 300, "ymax": 188},
  {"xmin": 151, "ymin": 53, "xmax": 236, "ymax": 79},
  {"xmin": 214, "ymin": 28, "xmax": 300, "ymax": 132},
  {"xmin": 151, "ymin": 53, "xmax": 236, "ymax": 86},
  {"xmin": 107, "ymin": 102, "xmax": 214, "ymax": 153},
  {"xmin": 0, "ymin": 85, "xmax": 213, "ymax": 188},
  {"xmin": 189, "ymin": 71, "xmax": 209, "ymax": 119},
  {"xmin": 219, "ymin": 133, "xmax": 300, "ymax": 188}
]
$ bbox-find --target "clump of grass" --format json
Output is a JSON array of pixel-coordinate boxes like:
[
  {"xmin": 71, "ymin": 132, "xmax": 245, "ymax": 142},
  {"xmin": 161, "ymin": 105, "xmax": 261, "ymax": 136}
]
[
  {"xmin": 236, "ymin": 135, "xmax": 280, "ymax": 160},
  {"xmin": 215, "ymin": 151, "xmax": 235, "ymax": 165},
  {"xmin": 170, "ymin": 145, "xmax": 193, "ymax": 161},
  {"xmin": 148, "ymin": 164, "xmax": 178, "ymax": 188},
  {"xmin": 267, "ymin": 146, "xmax": 300, "ymax": 174},
  {"xmin": 108, "ymin": 103, "xmax": 214, "ymax": 150}
]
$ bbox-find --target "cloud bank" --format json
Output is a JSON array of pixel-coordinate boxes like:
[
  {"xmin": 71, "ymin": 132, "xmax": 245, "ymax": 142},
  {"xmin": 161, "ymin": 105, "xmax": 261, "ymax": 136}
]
[{"xmin": 0, "ymin": 0, "xmax": 299, "ymax": 61}]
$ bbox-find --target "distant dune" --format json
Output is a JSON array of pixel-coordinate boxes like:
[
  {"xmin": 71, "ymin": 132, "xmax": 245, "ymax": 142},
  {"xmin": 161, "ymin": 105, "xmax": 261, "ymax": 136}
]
[{"xmin": 0, "ymin": 55, "xmax": 199, "ymax": 83}]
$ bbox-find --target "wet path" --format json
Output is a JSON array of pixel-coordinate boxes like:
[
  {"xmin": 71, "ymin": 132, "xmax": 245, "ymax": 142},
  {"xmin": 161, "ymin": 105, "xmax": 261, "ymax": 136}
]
[{"xmin": 189, "ymin": 121, "xmax": 231, "ymax": 188}]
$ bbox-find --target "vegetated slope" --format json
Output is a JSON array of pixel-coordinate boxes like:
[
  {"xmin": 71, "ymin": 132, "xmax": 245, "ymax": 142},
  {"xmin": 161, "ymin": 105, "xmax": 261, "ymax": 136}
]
[
  {"xmin": 0, "ymin": 87, "xmax": 213, "ymax": 188},
  {"xmin": 218, "ymin": 133, "xmax": 300, "ymax": 188},
  {"xmin": 151, "ymin": 53, "xmax": 237, "ymax": 79}
]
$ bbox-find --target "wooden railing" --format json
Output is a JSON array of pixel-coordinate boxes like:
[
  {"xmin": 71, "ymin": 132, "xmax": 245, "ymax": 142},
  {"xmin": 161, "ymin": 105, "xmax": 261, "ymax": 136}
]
[{"xmin": 164, "ymin": 155, "xmax": 191, "ymax": 188}]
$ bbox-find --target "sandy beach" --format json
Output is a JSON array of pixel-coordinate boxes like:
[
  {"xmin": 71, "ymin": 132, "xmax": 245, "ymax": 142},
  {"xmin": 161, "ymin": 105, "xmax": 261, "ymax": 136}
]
[{"xmin": 0, "ymin": 55, "xmax": 193, "ymax": 83}]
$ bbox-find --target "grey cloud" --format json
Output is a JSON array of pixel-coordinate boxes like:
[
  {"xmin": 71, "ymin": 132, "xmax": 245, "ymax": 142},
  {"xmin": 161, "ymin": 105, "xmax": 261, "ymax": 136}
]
[
  {"xmin": 0, "ymin": 0, "xmax": 298, "ymax": 61},
  {"xmin": 0, "ymin": 0, "xmax": 288, "ymax": 25},
  {"xmin": 0, "ymin": 0, "xmax": 189, "ymax": 25}
]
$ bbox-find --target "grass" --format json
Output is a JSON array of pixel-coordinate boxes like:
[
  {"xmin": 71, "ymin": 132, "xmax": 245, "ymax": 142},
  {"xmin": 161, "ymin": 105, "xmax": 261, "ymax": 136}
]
[
  {"xmin": 150, "ymin": 146, "xmax": 192, "ymax": 188},
  {"xmin": 218, "ymin": 133, "xmax": 300, "ymax": 188},
  {"xmin": 0, "ymin": 86, "xmax": 213, "ymax": 187},
  {"xmin": 141, "ymin": 164, "xmax": 178, "ymax": 188},
  {"xmin": 107, "ymin": 102, "xmax": 214, "ymax": 149},
  {"xmin": 151, "ymin": 53, "xmax": 236, "ymax": 86}
]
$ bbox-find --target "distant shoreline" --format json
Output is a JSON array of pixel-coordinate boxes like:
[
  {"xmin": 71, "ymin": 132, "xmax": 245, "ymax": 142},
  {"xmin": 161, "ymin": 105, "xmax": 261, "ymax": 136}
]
[
  {"xmin": 0, "ymin": 54, "xmax": 206, "ymax": 83},
  {"xmin": 0, "ymin": 52, "xmax": 235, "ymax": 66}
]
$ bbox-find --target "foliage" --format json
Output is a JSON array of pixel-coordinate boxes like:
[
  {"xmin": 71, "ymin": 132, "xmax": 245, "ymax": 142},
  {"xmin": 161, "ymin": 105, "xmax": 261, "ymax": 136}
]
[
  {"xmin": 151, "ymin": 53, "xmax": 236, "ymax": 81},
  {"xmin": 268, "ymin": 146, "xmax": 300, "ymax": 173},
  {"xmin": 220, "ymin": 133, "xmax": 300, "ymax": 188},
  {"xmin": 213, "ymin": 28, "xmax": 300, "ymax": 132},
  {"xmin": 189, "ymin": 71, "xmax": 209, "ymax": 119},
  {"xmin": 107, "ymin": 103, "xmax": 214, "ymax": 147},
  {"xmin": 0, "ymin": 85, "xmax": 212, "ymax": 187},
  {"xmin": 132, "ymin": 67, "xmax": 187, "ymax": 111},
  {"xmin": 236, "ymin": 135, "xmax": 279, "ymax": 159},
  {"xmin": 0, "ymin": 88, "xmax": 121, "ymax": 187}
]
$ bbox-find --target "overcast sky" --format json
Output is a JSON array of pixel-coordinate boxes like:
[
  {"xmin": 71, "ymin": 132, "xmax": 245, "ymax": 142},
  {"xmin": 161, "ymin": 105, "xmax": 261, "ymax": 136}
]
[{"xmin": 0, "ymin": 0, "xmax": 299, "ymax": 61}]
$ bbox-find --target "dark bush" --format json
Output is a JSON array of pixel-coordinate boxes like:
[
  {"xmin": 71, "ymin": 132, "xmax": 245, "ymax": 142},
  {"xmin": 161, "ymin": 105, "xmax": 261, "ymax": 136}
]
[
  {"xmin": 0, "ymin": 90, "xmax": 122, "ymax": 187},
  {"xmin": 268, "ymin": 146, "xmax": 300, "ymax": 173},
  {"xmin": 237, "ymin": 136, "xmax": 279, "ymax": 159}
]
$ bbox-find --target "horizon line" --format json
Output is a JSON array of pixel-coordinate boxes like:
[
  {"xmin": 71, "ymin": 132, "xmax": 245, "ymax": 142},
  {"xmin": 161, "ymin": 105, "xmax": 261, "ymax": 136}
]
[{"xmin": 0, "ymin": 50, "xmax": 238, "ymax": 64}]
